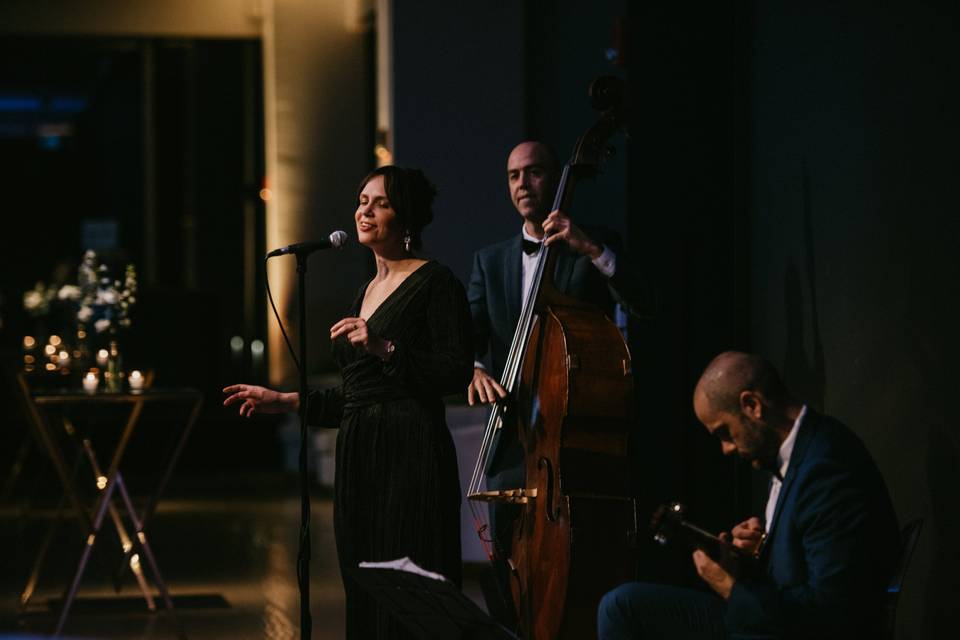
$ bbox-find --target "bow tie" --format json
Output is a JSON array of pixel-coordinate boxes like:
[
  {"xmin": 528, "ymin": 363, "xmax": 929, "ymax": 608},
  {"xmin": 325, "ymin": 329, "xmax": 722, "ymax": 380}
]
[{"xmin": 522, "ymin": 239, "xmax": 542, "ymax": 256}]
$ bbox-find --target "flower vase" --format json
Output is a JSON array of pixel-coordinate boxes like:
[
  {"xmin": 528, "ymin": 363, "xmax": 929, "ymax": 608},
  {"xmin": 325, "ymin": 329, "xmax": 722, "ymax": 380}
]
[
  {"xmin": 106, "ymin": 339, "xmax": 123, "ymax": 392},
  {"xmin": 74, "ymin": 323, "xmax": 91, "ymax": 373}
]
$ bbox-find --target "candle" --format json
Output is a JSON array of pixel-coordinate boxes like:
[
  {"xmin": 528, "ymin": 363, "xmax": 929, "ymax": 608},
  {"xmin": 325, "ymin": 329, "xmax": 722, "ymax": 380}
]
[
  {"xmin": 83, "ymin": 372, "xmax": 99, "ymax": 394},
  {"xmin": 230, "ymin": 335, "xmax": 244, "ymax": 368},
  {"xmin": 58, "ymin": 350, "xmax": 70, "ymax": 366},
  {"xmin": 251, "ymin": 339, "xmax": 265, "ymax": 372},
  {"xmin": 128, "ymin": 370, "xmax": 144, "ymax": 391},
  {"xmin": 96, "ymin": 349, "xmax": 109, "ymax": 368}
]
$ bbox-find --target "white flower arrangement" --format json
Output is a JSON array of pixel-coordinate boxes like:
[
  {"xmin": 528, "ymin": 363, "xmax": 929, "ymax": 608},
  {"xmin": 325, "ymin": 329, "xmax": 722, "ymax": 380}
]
[
  {"xmin": 23, "ymin": 282, "xmax": 55, "ymax": 316},
  {"xmin": 68, "ymin": 249, "xmax": 137, "ymax": 333},
  {"xmin": 79, "ymin": 250, "xmax": 98, "ymax": 291},
  {"xmin": 76, "ymin": 250, "xmax": 138, "ymax": 334},
  {"xmin": 57, "ymin": 285, "xmax": 82, "ymax": 301},
  {"xmin": 21, "ymin": 250, "xmax": 139, "ymax": 335},
  {"xmin": 96, "ymin": 289, "xmax": 118, "ymax": 305}
]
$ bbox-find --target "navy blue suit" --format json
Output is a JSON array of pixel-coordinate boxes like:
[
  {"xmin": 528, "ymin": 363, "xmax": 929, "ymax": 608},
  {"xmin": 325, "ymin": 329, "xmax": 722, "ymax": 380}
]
[
  {"xmin": 599, "ymin": 410, "xmax": 900, "ymax": 640},
  {"xmin": 727, "ymin": 410, "xmax": 899, "ymax": 638}
]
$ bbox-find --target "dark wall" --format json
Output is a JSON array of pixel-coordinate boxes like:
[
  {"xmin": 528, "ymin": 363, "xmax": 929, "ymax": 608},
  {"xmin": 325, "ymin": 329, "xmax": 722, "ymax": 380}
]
[
  {"xmin": 391, "ymin": 0, "xmax": 525, "ymax": 286},
  {"xmin": 626, "ymin": 0, "xmax": 754, "ymax": 582},
  {"xmin": 525, "ymin": 0, "xmax": 628, "ymax": 240},
  {"xmin": 391, "ymin": 0, "xmax": 628, "ymax": 287},
  {"xmin": 747, "ymin": 1, "xmax": 960, "ymax": 637}
]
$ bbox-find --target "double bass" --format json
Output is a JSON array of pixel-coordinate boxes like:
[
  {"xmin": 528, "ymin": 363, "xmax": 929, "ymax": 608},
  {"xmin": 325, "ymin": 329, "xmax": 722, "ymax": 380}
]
[{"xmin": 468, "ymin": 76, "xmax": 637, "ymax": 639}]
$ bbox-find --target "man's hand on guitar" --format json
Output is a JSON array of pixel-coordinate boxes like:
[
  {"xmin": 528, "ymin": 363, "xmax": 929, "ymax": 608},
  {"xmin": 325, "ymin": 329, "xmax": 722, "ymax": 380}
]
[
  {"xmin": 730, "ymin": 516, "xmax": 765, "ymax": 556},
  {"xmin": 694, "ymin": 530, "xmax": 743, "ymax": 599},
  {"xmin": 693, "ymin": 546, "xmax": 736, "ymax": 600}
]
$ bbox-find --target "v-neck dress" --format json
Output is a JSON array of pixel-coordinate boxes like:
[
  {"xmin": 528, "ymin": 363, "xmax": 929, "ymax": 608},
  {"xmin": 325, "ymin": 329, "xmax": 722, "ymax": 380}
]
[{"xmin": 306, "ymin": 260, "xmax": 474, "ymax": 639}]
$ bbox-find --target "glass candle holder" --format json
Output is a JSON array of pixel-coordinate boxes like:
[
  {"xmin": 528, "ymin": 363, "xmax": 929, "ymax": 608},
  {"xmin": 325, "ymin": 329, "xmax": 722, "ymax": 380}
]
[
  {"xmin": 82, "ymin": 372, "xmax": 99, "ymax": 394},
  {"xmin": 128, "ymin": 370, "xmax": 144, "ymax": 391}
]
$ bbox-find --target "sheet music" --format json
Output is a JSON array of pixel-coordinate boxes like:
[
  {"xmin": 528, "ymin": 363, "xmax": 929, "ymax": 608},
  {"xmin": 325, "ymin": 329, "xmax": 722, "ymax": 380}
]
[{"xmin": 358, "ymin": 556, "xmax": 449, "ymax": 583}]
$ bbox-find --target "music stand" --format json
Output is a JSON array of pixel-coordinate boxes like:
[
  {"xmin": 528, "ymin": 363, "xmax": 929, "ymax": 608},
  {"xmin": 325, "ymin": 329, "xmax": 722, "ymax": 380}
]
[{"xmin": 350, "ymin": 563, "xmax": 517, "ymax": 640}]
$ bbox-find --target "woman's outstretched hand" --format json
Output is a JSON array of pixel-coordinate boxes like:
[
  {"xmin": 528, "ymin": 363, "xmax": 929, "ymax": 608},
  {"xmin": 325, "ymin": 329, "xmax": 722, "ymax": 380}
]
[
  {"xmin": 330, "ymin": 317, "xmax": 392, "ymax": 360},
  {"xmin": 222, "ymin": 384, "xmax": 298, "ymax": 417}
]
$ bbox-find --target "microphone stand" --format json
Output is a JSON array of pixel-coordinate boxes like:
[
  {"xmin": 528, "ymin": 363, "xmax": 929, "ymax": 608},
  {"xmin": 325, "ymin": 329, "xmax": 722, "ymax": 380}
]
[
  {"xmin": 296, "ymin": 251, "xmax": 312, "ymax": 639},
  {"xmin": 267, "ymin": 237, "xmax": 345, "ymax": 638}
]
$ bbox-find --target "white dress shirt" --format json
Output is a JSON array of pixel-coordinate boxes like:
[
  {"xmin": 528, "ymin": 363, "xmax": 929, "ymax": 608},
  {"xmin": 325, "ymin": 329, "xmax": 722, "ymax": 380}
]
[
  {"xmin": 764, "ymin": 404, "xmax": 807, "ymax": 534},
  {"xmin": 473, "ymin": 227, "xmax": 617, "ymax": 371},
  {"xmin": 520, "ymin": 225, "xmax": 616, "ymax": 302}
]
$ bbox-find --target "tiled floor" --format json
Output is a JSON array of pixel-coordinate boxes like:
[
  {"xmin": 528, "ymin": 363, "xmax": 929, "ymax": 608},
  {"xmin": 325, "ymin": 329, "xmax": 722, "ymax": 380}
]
[{"xmin": 0, "ymin": 480, "xmax": 486, "ymax": 639}]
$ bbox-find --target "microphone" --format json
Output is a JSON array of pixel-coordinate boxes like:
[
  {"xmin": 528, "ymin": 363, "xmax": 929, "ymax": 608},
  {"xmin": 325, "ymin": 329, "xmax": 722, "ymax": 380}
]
[{"xmin": 266, "ymin": 230, "xmax": 349, "ymax": 258}]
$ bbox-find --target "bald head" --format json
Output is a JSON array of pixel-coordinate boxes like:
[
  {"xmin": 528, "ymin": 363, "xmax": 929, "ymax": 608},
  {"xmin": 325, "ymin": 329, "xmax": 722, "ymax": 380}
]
[
  {"xmin": 507, "ymin": 141, "xmax": 560, "ymax": 225},
  {"xmin": 694, "ymin": 351, "xmax": 790, "ymax": 416},
  {"xmin": 693, "ymin": 352, "xmax": 797, "ymax": 469},
  {"xmin": 508, "ymin": 141, "xmax": 560, "ymax": 175}
]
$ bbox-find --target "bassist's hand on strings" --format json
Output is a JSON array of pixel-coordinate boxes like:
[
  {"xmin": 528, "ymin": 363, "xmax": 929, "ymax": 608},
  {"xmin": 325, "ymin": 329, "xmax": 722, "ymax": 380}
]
[
  {"xmin": 468, "ymin": 367, "xmax": 508, "ymax": 406},
  {"xmin": 542, "ymin": 209, "xmax": 603, "ymax": 259}
]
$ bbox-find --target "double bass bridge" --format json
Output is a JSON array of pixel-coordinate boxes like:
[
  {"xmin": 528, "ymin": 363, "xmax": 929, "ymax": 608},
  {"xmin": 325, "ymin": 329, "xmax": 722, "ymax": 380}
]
[{"xmin": 467, "ymin": 488, "xmax": 538, "ymax": 505}]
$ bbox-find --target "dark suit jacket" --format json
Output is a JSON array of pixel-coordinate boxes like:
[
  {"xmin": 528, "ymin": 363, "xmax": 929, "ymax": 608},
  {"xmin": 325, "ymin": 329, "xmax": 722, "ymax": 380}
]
[
  {"xmin": 467, "ymin": 228, "xmax": 642, "ymax": 478},
  {"xmin": 726, "ymin": 410, "xmax": 900, "ymax": 639}
]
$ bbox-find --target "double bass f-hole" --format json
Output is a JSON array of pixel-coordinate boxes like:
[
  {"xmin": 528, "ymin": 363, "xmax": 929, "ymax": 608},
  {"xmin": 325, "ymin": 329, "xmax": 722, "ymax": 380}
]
[{"xmin": 537, "ymin": 457, "xmax": 560, "ymax": 522}]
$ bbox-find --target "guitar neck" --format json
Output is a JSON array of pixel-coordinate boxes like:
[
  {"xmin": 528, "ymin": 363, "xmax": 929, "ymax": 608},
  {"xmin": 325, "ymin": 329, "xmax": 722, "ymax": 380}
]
[{"xmin": 678, "ymin": 521, "xmax": 728, "ymax": 558}]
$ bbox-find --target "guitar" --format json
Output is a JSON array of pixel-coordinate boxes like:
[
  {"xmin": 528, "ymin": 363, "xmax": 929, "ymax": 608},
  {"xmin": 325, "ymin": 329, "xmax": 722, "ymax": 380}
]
[{"xmin": 650, "ymin": 502, "xmax": 765, "ymax": 564}]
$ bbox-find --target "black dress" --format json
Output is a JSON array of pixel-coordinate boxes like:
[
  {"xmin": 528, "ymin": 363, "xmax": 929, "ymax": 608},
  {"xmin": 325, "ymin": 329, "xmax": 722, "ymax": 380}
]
[{"xmin": 307, "ymin": 260, "xmax": 474, "ymax": 639}]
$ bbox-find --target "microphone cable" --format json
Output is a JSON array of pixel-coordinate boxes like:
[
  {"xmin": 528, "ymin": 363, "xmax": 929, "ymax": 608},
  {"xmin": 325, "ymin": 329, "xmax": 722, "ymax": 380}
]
[
  {"xmin": 264, "ymin": 256, "xmax": 301, "ymax": 370},
  {"xmin": 263, "ymin": 254, "xmax": 310, "ymax": 638}
]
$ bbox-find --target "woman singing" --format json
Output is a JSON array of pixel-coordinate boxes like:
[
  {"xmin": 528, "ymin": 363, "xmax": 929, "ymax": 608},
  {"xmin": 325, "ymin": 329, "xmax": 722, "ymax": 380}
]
[{"xmin": 223, "ymin": 166, "xmax": 473, "ymax": 638}]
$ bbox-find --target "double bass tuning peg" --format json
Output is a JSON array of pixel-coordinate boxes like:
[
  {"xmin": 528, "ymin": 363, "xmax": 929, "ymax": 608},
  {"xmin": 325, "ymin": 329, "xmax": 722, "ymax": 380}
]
[
  {"xmin": 595, "ymin": 145, "xmax": 616, "ymax": 174},
  {"xmin": 589, "ymin": 75, "xmax": 624, "ymax": 111}
]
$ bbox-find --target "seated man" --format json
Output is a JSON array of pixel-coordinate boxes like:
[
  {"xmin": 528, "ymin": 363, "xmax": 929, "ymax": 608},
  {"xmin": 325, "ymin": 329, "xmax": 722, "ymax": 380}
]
[{"xmin": 599, "ymin": 351, "xmax": 900, "ymax": 639}]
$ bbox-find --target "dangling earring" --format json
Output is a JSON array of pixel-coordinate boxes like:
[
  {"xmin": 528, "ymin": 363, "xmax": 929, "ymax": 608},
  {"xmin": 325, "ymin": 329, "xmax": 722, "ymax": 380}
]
[{"xmin": 404, "ymin": 232, "xmax": 412, "ymax": 253}]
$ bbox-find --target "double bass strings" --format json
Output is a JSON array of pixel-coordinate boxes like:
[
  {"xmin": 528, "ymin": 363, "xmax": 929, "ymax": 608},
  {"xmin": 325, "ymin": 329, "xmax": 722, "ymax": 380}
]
[
  {"xmin": 466, "ymin": 244, "xmax": 545, "ymax": 556},
  {"xmin": 466, "ymin": 164, "xmax": 570, "ymax": 500},
  {"xmin": 466, "ymin": 166, "xmax": 573, "ymax": 558}
]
